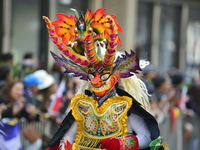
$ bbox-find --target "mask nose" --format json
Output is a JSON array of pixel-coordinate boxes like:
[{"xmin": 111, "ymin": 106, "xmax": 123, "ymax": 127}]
[{"xmin": 91, "ymin": 73, "xmax": 103, "ymax": 86}]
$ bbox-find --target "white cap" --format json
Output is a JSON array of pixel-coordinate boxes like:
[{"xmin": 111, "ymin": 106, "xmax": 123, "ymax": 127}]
[{"xmin": 33, "ymin": 70, "xmax": 55, "ymax": 90}]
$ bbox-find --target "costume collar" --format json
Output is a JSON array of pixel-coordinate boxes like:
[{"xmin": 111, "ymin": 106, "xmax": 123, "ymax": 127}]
[{"xmin": 85, "ymin": 88, "xmax": 117, "ymax": 106}]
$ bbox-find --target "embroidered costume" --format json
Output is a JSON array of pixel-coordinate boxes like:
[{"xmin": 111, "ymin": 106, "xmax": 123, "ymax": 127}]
[{"xmin": 43, "ymin": 8, "xmax": 167, "ymax": 150}]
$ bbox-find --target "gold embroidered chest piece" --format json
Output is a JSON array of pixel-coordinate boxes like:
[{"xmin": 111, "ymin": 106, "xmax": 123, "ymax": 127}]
[{"xmin": 70, "ymin": 94, "xmax": 132, "ymax": 150}]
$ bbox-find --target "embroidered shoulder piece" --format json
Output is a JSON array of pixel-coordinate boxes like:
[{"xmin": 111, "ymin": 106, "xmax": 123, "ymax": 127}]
[{"xmin": 70, "ymin": 94, "xmax": 132, "ymax": 149}]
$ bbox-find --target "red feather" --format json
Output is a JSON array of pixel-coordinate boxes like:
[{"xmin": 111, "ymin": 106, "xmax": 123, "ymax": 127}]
[
  {"xmin": 64, "ymin": 141, "xmax": 72, "ymax": 150},
  {"xmin": 45, "ymin": 143, "xmax": 59, "ymax": 150},
  {"xmin": 99, "ymin": 138, "xmax": 121, "ymax": 150}
]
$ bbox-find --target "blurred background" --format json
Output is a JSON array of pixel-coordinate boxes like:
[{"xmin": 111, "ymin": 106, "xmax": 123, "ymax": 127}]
[{"xmin": 0, "ymin": 0, "xmax": 200, "ymax": 150}]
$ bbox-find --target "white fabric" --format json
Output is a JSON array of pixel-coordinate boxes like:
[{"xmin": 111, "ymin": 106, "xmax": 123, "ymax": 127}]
[
  {"xmin": 127, "ymin": 113, "xmax": 151, "ymax": 149},
  {"xmin": 26, "ymin": 138, "xmax": 42, "ymax": 150},
  {"xmin": 60, "ymin": 114, "xmax": 151, "ymax": 149},
  {"xmin": 61, "ymin": 122, "xmax": 77, "ymax": 145},
  {"xmin": 0, "ymin": 132, "xmax": 22, "ymax": 150}
]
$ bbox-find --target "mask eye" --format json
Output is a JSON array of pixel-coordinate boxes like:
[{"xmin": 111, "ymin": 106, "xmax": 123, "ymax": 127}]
[
  {"xmin": 88, "ymin": 74, "xmax": 94, "ymax": 80},
  {"xmin": 101, "ymin": 74, "xmax": 110, "ymax": 81}
]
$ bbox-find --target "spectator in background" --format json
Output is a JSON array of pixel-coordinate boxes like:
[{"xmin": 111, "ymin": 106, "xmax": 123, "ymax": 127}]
[
  {"xmin": 0, "ymin": 52, "xmax": 13, "ymax": 65},
  {"xmin": 23, "ymin": 74, "xmax": 43, "ymax": 105},
  {"xmin": 148, "ymin": 74, "xmax": 169, "ymax": 125},
  {"xmin": 34, "ymin": 70, "xmax": 57, "ymax": 114},
  {"xmin": 153, "ymin": 74, "xmax": 175, "ymax": 115},
  {"xmin": 170, "ymin": 72, "xmax": 194, "ymax": 115},
  {"xmin": 149, "ymin": 95, "xmax": 165, "ymax": 125},
  {"xmin": 23, "ymin": 74, "xmax": 43, "ymax": 150},
  {"xmin": 58, "ymin": 87, "xmax": 74, "ymax": 120},
  {"xmin": 18, "ymin": 52, "xmax": 38, "ymax": 79},
  {"xmin": 0, "ymin": 81, "xmax": 39, "ymax": 150},
  {"xmin": 0, "ymin": 52, "xmax": 19, "ymax": 79},
  {"xmin": 167, "ymin": 70, "xmax": 196, "ymax": 149},
  {"xmin": 167, "ymin": 72, "xmax": 184, "ymax": 132},
  {"xmin": 142, "ymin": 64, "xmax": 156, "ymax": 95},
  {"xmin": 170, "ymin": 71, "xmax": 197, "ymax": 149},
  {"xmin": 184, "ymin": 83, "xmax": 200, "ymax": 149},
  {"xmin": 33, "ymin": 69, "xmax": 58, "ymax": 149},
  {"xmin": 51, "ymin": 62, "xmax": 63, "ymax": 84},
  {"xmin": 0, "ymin": 64, "xmax": 13, "ymax": 91},
  {"xmin": 186, "ymin": 83, "xmax": 200, "ymax": 116},
  {"xmin": 58, "ymin": 76, "xmax": 77, "ymax": 119},
  {"xmin": 170, "ymin": 71, "xmax": 193, "ymax": 116},
  {"xmin": 0, "ymin": 80, "xmax": 38, "ymax": 121}
]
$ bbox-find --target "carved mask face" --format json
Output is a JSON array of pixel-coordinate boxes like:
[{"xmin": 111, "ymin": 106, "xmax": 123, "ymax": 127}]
[{"xmin": 88, "ymin": 63, "xmax": 120, "ymax": 97}]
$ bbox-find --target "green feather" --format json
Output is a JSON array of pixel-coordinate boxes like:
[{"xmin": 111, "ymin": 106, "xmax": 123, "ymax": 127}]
[{"xmin": 149, "ymin": 137, "xmax": 165, "ymax": 150}]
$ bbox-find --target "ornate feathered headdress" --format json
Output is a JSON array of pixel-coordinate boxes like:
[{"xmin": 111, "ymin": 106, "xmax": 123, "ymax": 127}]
[{"xmin": 43, "ymin": 8, "xmax": 141, "ymax": 80}]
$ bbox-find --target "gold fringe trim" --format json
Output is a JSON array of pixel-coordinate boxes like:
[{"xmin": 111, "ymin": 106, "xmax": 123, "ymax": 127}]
[
  {"xmin": 80, "ymin": 136, "xmax": 100, "ymax": 147},
  {"xmin": 78, "ymin": 145, "xmax": 105, "ymax": 150}
]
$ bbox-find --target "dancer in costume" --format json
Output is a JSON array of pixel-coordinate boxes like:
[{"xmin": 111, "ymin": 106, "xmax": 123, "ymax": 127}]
[{"xmin": 43, "ymin": 8, "xmax": 167, "ymax": 150}]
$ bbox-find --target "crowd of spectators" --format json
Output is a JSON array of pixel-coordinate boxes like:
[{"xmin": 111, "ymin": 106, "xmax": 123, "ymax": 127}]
[
  {"xmin": 141, "ymin": 64, "xmax": 200, "ymax": 149},
  {"xmin": 0, "ymin": 52, "xmax": 200, "ymax": 150},
  {"xmin": 0, "ymin": 52, "xmax": 80, "ymax": 150}
]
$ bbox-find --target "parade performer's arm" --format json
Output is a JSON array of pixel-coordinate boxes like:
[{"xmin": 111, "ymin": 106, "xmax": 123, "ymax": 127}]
[
  {"xmin": 59, "ymin": 122, "xmax": 77, "ymax": 150},
  {"xmin": 127, "ymin": 113, "xmax": 151, "ymax": 149},
  {"xmin": 99, "ymin": 113, "xmax": 151, "ymax": 150}
]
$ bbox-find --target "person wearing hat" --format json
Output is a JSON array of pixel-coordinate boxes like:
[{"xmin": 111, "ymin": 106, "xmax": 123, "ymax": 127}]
[
  {"xmin": 33, "ymin": 70, "xmax": 58, "ymax": 149},
  {"xmin": 23, "ymin": 73, "xmax": 43, "ymax": 105},
  {"xmin": 34, "ymin": 70, "xmax": 56, "ymax": 91},
  {"xmin": 33, "ymin": 70, "xmax": 57, "ymax": 116},
  {"xmin": 22, "ymin": 74, "xmax": 43, "ymax": 150}
]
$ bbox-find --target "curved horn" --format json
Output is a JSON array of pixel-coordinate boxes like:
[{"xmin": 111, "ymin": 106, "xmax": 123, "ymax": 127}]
[
  {"xmin": 102, "ymin": 16, "xmax": 119, "ymax": 68},
  {"xmin": 43, "ymin": 16, "xmax": 90, "ymax": 66}
]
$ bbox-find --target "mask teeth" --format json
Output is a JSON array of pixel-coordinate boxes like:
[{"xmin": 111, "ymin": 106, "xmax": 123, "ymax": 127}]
[{"xmin": 43, "ymin": 16, "xmax": 90, "ymax": 67}]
